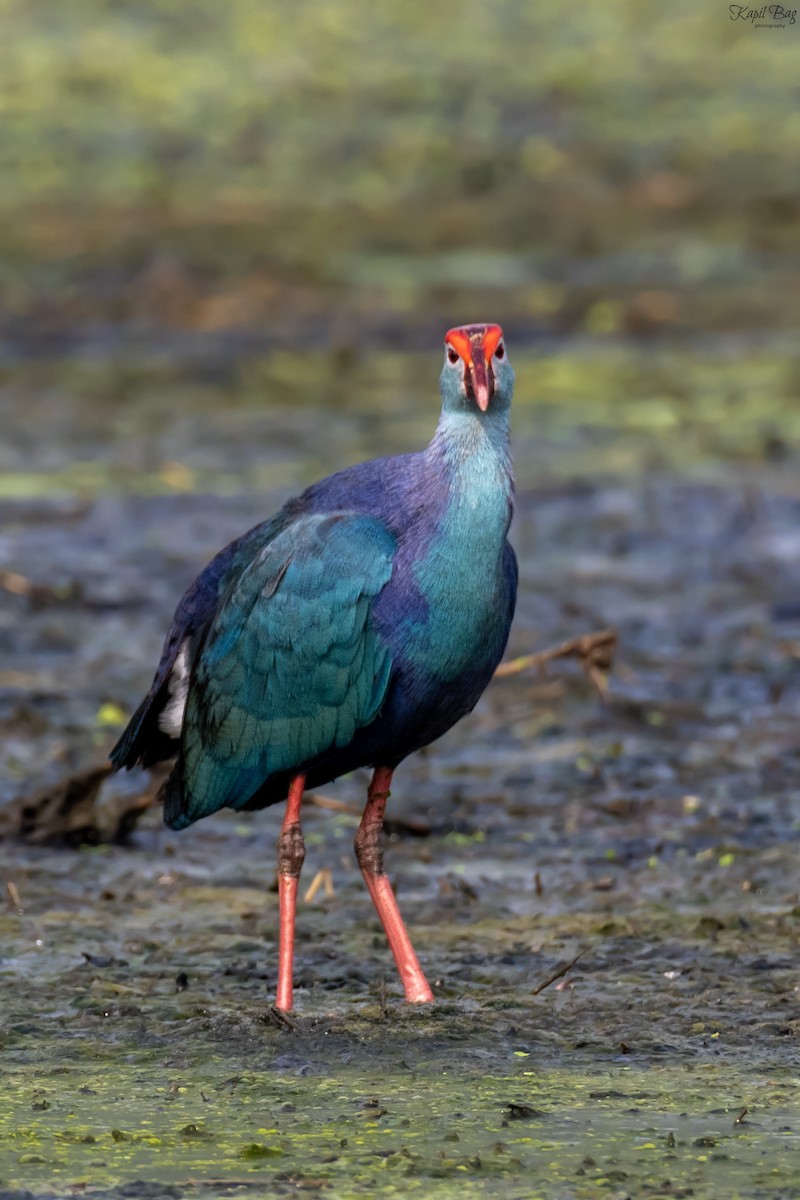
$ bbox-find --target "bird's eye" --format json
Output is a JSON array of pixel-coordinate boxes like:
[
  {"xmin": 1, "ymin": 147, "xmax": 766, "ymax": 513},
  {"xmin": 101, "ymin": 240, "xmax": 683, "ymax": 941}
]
[
  {"xmin": 495, "ymin": 343, "xmax": 505, "ymax": 360},
  {"xmin": 446, "ymin": 347, "xmax": 459, "ymax": 365}
]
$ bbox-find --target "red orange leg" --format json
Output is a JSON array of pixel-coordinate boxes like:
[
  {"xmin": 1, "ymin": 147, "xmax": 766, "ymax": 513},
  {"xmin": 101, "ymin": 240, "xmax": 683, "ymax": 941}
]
[
  {"xmin": 354, "ymin": 767, "xmax": 434, "ymax": 1004},
  {"xmin": 276, "ymin": 773, "xmax": 306, "ymax": 1011}
]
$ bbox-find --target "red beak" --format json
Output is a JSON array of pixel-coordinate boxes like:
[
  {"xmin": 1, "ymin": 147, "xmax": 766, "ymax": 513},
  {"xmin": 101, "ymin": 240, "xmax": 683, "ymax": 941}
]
[{"xmin": 469, "ymin": 357, "xmax": 492, "ymax": 412}]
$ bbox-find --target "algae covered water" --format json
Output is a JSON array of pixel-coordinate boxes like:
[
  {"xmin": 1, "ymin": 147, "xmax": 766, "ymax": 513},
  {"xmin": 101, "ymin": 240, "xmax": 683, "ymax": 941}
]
[
  {"xmin": 2, "ymin": 0, "xmax": 800, "ymax": 1193},
  {"xmin": 2, "ymin": 341, "xmax": 800, "ymax": 1197}
]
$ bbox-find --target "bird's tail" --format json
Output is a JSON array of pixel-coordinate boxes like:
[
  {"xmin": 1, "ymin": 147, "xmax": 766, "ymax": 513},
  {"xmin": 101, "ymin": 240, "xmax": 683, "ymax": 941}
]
[
  {"xmin": 160, "ymin": 760, "xmax": 195, "ymax": 831},
  {"xmin": 109, "ymin": 695, "xmax": 151, "ymax": 770}
]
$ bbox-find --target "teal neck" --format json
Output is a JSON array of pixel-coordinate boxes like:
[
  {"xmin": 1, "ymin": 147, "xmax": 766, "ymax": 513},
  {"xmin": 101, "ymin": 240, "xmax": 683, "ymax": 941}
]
[
  {"xmin": 427, "ymin": 405, "xmax": 513, "ymax": 574},
  {"xmin": 407, "ymin": 408, "xmax": 513, "ymax": 681},
  {"xmin": 428, "ymin": 407, "xmax": 512, "ymax": 493}
]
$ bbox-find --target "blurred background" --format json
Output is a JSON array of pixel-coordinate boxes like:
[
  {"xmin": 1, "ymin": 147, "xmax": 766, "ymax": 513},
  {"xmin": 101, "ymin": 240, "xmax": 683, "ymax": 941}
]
[
  {"xmin": 2, "ymin": 0, "xmax": 800, "ymax": 800},
  {"xmin": 2, "ymin": 0, "xmax": 800, "ymax": 504}
]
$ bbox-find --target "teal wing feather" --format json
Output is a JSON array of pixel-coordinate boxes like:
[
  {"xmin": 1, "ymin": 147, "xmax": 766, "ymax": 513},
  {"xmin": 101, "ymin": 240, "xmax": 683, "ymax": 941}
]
[{"xmin": 168, "ymin": 512, "xmax": 395, "ymax": 828}]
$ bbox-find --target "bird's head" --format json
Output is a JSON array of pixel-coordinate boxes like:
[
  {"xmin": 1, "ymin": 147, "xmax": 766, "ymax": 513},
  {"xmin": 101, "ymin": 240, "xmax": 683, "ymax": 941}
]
[{"xmin": 440, "ymin": 323, "xmax": 513, "ymax": 415}]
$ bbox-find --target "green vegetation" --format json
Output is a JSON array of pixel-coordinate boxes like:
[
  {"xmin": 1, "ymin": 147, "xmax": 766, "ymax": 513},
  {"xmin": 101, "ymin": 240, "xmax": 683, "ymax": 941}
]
[
  {"xmin": 3, "ymin": 827, "xmax": 800, "ymax": 1199},
  {"xmin": 3, "ymin": 1050, "xmax": 798, "ymax": 1198},
  {"xmin": 3, "ymin": 342, "xmax": 799, "ymax": 504},
  {"xmin": 0, "ymin": 0, "xmax": 798, "ymax": 338}
]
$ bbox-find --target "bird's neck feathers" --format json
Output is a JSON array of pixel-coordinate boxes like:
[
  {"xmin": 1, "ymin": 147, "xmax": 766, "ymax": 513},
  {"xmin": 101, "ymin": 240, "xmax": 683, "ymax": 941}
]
[
  {"xmin": 397, "ymin": 405, "xmax": 512, "ymax": 685},
  {"xmin": 423, "ymin": 405, "xmax": 513, "ymax": 580},
  {"xmin": 428, "ymin": 407, "xmax": 513, "ymax": 501}
]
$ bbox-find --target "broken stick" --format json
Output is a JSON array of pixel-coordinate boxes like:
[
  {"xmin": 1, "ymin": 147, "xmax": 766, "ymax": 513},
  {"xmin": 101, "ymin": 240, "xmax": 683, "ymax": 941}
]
[{"xmin": 494, "ymin": 628, "xmax": 617, "ymax": 700}]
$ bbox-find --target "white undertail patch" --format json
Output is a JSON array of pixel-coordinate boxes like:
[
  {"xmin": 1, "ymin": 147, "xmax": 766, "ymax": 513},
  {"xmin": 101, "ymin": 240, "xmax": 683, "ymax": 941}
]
[{"xmin": 158, "ymin": 640, "xmax": 191, "ymax": 738}]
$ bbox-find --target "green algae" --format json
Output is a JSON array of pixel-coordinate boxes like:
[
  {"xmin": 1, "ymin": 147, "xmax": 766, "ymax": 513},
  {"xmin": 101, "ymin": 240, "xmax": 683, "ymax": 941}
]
[
  {"xmin": 2, "ymin": 1026, "xmax": 798, "ymax": 1197},
  {"xmin": 2, "ymin": 344, "xmax": 799, "ymax": 504},
  {"xmin": 0, "ymin": 0, "xmax": 799, "ymax": 353},
  {"xmin": 2, "ymin": 800, "xmax": 800, "ymax": 1198}
]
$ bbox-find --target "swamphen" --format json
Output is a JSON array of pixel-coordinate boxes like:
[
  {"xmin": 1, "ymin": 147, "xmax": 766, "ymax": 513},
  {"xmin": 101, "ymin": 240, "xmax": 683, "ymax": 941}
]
[{"xmin": 111, "ymin": 323, "xmax": 517, "ymax": 1010}]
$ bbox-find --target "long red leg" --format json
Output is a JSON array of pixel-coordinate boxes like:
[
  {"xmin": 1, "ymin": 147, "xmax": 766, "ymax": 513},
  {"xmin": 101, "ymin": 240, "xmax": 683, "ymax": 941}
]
[
  {"xmin": 276, "ymin": 773, "xmax": 306, "ymax": 1011},
  {"xmin": 354, "ymin": 767, "xmax": 434, "ymax": 1004}
]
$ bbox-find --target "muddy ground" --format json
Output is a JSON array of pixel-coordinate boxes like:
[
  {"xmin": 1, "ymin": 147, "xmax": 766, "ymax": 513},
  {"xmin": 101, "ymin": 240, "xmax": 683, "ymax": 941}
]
[
  {"xmin": 1, "ymin": 337, "xmax": 799, "ymax": 1199},
  {"xmin": 2, "ymin": 1, "xmax": 800, "ymax": 1193}
]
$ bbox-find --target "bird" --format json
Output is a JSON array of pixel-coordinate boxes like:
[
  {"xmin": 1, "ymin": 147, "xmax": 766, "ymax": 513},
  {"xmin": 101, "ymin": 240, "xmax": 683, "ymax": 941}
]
[{"xmin": 111, "ymin": 323, "xmax": 517, "ymax": 1011}]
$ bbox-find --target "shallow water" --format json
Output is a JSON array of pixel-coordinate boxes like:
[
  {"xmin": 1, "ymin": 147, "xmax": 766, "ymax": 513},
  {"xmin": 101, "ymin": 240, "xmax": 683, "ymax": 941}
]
[{"xmin": 2, "ymin": 333, "xmax": 800, "ymax": 1198}]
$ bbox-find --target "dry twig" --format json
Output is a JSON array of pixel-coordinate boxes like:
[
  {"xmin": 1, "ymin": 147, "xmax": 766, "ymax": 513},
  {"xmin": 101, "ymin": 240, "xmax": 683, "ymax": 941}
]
[
  {"xmin": 531, "ymin": 946, "xmax": 588, "ymax": 996},
  {"xmin": 495, "ymin": 628, "xmax": 617, "ymax": 700},
  {"xmin": 303, "ymin": 869, "xmax": 335, "ymax": 903}
]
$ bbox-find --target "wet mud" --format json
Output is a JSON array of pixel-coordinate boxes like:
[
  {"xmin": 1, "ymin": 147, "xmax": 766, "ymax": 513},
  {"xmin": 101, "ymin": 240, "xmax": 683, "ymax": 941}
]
[{"xmin": 2, "ymin": 341, "xmax": 800, "ymax": 1198}]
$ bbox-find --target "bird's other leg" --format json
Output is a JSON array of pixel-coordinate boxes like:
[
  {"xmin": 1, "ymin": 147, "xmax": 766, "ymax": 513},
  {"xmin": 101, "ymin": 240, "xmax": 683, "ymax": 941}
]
[
  {"xmin": 354, "ymin": 767, "xmax": 434, "ymax": 1005},
  {"xmin": 276, "ymin": 773, "xmax": 306, "ymax": 1011}
]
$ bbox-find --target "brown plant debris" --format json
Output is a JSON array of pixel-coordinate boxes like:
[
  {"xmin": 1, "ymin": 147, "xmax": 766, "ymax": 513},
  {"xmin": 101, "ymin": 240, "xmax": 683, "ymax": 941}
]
[
  {"xmin": 1, "ymin": 764, "xmax": 156, "ymax": 846},
  {"xmin": 531, "ymin": 946, "xmax": 589, "ymax": 996},
  {"xmin": 494, "ymin": 628, "xmax": 617, "ymax": 699}
]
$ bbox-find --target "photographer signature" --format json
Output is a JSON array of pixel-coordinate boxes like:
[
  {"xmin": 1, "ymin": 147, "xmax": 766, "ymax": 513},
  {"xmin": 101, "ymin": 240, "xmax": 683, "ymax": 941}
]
[{"xmin": 729, "ymin": 4, "xmax": 796, "ymax": 21}]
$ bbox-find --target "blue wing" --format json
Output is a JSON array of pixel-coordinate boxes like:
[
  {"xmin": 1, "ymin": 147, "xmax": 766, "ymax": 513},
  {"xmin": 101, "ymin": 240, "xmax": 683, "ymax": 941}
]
[
  {"xmin": 110, "ymin": 514, "xmax": 290, "ymax": 770},
  {"xmin": 166, "ymin": 511, "xmax": 396, "ymax": 829}
]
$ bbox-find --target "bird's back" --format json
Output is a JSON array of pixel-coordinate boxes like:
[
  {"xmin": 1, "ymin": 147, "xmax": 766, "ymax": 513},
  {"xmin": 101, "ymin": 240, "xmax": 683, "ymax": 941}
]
[{"xmin": 110, "ymin": 452, "xmax": 424, "ymax": 774}]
